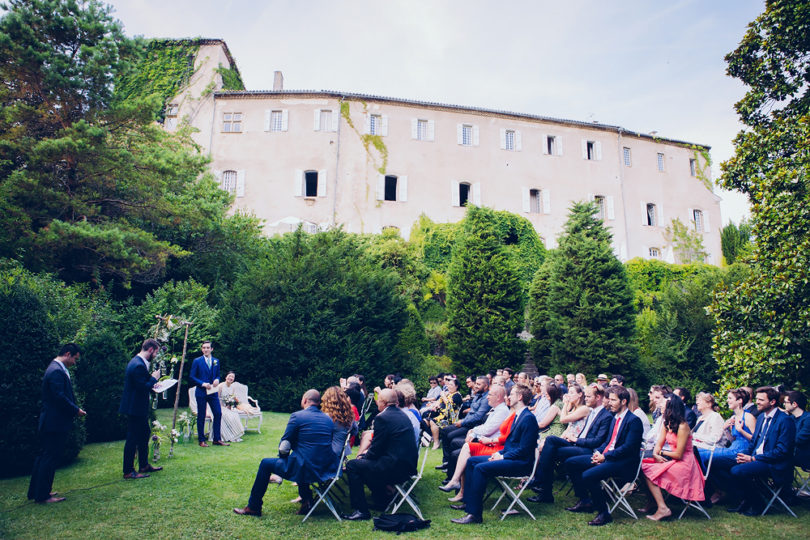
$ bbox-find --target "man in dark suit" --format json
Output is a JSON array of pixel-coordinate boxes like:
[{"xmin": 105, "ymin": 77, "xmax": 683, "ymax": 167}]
[
  {"xmin": 119, "ymin": 339, "xmax": 162, "ymax": 479},
  {"xmin": 713, "ymin": 386, "xmax": 795, "ymax": 515},
  {"xmin": 189, "ymin": 340, "xmax": 228, "ymax": 447},
  {"xmin": 342, "ymin": 388, "xmax": 418, "ymax": 520},
  {"xmin": 564, "ymin": 385, "xmax": 643, "ymax": 526},
  {"xmin": 27, "ymin": 344, "xmax": 86, "ymax": 503},
  {"xmin": 451, "ymin": 383, "xmax": 539, "ymax": 525},
  {"xmin": 234, "ymin": 389, "xmax": 336, "ymax": 517},
  {"xmin": 785, "ymin": 390, "xmax": 810, "ymax": 469},
  {"xmin": 528, "ymin": 384, "xmax": 613, "ymax": 503}
]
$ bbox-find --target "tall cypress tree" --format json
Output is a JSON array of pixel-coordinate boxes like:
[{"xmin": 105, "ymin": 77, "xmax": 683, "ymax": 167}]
[
  {"xmin": 527, "ymin": 257, "xmax": 554, "ymax": 373},
  {"xmin": 543, "ymin": 202, "xmax": 638, "ymax": 378},
  {"xmin": 446, "ymin": 207, "xmax": 525, "ymax": 375}
]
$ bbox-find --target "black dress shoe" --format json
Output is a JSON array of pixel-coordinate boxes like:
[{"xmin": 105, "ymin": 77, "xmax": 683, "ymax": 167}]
[
  {"xmin": 566, "ymin": 500, "xmax": 594, "ymax": 513},
  {"xmin": 726, "ymin": 500, "xmax": 748, "ymax": 513},
  {"xmin": 527, "ymin": 491, "xmax": 554, "ymax": 504},
  {"xmin": 451, "ymin": 513, "xmax": 482, "ymax": 524},
  {"xmin": 342, "ymin": 510, "xmax": 371, "ymax": 521},
  {"xmin": 296, "ymin": 501, "xmax": 313, "ymax": 515},
  {"xmin": 588, "ymin": 511, "xmax": 613, "ymax": 526},
  {"xmin": 450, "ymin": 503, "xmax": 466, "ymax": 510},
  {"xmin": 742, "ymin": 506, "xmax": 763, "ymax": 517}
]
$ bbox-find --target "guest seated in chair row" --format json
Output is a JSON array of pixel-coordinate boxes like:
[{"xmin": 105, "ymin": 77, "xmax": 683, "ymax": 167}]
[
  {"xmin": 784, "ymin": 391, "xmax": 810, "ymax": 469},
  {"xmin": 233, "ymin": 389, "xmax": 337, "ymax": 517}
]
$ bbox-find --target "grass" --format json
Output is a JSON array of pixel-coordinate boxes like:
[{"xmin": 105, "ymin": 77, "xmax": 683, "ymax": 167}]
[{"xmin": 1, "ymin": 410, "xmax": 808, "ymax": 539}]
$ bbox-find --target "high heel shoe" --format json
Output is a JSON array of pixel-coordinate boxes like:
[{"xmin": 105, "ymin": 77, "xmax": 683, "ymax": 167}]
[
  {"xmin": 438, "ymin": 480, "xmax": 461, "ymax": 492},
  {"xmin": 448, "ymin": 493, "xmax": 463, "ymax": 502}
]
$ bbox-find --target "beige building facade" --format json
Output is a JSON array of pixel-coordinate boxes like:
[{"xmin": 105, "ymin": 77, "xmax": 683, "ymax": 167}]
[{"xmin": 168, "ymin": 40, "xmax": 722, "ymax": 264}]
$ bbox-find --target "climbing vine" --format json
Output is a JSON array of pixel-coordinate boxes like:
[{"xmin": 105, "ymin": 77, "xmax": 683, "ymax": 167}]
[
  {"xmin": 340, "ymin": 100, "xmax": 389, "ymax": 175},
  {"xmin": 691, "ymin": 146, "xmax": 713, "ymax": 191},
  {"xmin": 216, "ymin": 64, "xmax": 245, "ymax": 91}
]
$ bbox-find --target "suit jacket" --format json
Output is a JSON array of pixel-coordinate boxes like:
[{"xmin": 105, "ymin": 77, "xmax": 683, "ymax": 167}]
[
  {"xmin": 501, "ymin": 407, "xmax": 540, "ymax": 464},
  {"xmin": 364, "ymin": 405, "xmax": 418, "ymax": 483},
  {"xmin": 119, "ymin": 355, "xmax": 157, "ymax": 417},
  {"xmin": 189, "ymin": 355, "xmax": 221, "ymax": 398},
  {"xmin": 599, "ymin": 410, "xmax": 644, "ymax": 463},
  {"xmin": 794, "ymin": 411, "xmax": 810, "ymax": 462},
  {"xmin": 38, "ymin": 360, "xmax": 80, "ymax": 433},
  {"xmin": 574, "ymin": 406, "xmax": 613, "ymax": 450},
  {"xmin": 276, "ymin": 406, "xmax": 337, "ymax": 484},
  {"xmin": 461, "ymin": 391, "xmax": 491, "ymax": 427},
  {"xmin": 744, "ymin": 409, "xmax": 795, "ymax": 479},
  {"xmin": 685, "ymin": 407, "xmax": 698, "ymax": 430}
]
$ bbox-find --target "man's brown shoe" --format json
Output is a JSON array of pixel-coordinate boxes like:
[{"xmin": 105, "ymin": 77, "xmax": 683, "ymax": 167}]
[
  {"xmin": 233, "ymin": 506, "xmax": 261, "ymax": 517},
  {"xmin": 123, "ymin": 472, "xmax": 149, "ymax": 479},
  {"xmin": 37, "ymin": 496, "xmax": 66, "ymax": 504},
  {"xmin": 212, "ymin": 441, "xmax": 230, "ymax": 446},
  {"xmin": 139, "ymin": 465, "xmax": 163, "ymax": 473},
  {"xmin": 199, "ymin": 441, "xmax": 210, "ymax": 447}
]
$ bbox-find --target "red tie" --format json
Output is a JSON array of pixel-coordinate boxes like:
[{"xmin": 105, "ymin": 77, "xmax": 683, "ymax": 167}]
[{"xmin": 606, "ymin": 416, "xmax": 622, "ymax": 452}]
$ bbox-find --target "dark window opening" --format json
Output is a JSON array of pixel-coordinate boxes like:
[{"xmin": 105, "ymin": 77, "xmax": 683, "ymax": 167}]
[
  {"xmin": 459, "ymin": 183, "xmax": 471, "ymax": 206},
  {"xmin": 586, "ymin": 141, "xmax": 595, "ymax": 160},
  {"xmin": 546, "ymin": 136, "xmax": 555, "ymax": 155},
  {"xmin": 305, "ymin": 171, "xmax": 318, "ymax": 197},
  {"xmin": 530, "ymin": 189, "xmax": 541, "ymax": 213},
  {"xmin": 384, "ymin": 175, "xmax": 398, "ymax": 201}
]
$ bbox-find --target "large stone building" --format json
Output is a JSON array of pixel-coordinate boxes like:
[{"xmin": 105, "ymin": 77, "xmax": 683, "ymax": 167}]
[{"xmin": 166, "ymin": 39, "xmax": 722, "ymax": 264}]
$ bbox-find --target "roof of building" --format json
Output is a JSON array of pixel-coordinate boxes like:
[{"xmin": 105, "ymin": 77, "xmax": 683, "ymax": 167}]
[{"xmin": 213, "ymin": 89, "xmax": 711, "ymax": 150}]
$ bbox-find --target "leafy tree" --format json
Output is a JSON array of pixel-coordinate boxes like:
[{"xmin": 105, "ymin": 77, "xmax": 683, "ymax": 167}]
[
  {"xmin": 711, "ymin": 0, "xmax": 810, "ymax": 390},
  {"xmin": 542, "ymin": 202, "xmax": 638, "ymax": 379},
  {"xmin": 527, "ymin": 258, "xmax": 553, "ymax": 372},
  {"xmin": 446, "ymin": 207, "xmax": 526, "ymax": 375},
  {"xmin": 217, "ymin": 229, "xmax": 411, "ymax": 412},
  {"xmin": 719, "ymin": 220, "xmax": 752, "ymax": 265},
  {"xmin": 664, "ymin": 218, "xmax": 708, "ymax": 264}
]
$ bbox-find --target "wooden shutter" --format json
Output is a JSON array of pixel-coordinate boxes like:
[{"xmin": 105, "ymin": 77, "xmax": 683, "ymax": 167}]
[
  {"xmin": 541, "ymin": 134, "xmax": 549, "ymax": 155},
  {"xmin": 294, "ymin": 169, "xmax": 303, "ymax": 197},
  {"xmin": 581, "ymin": 139, "xmax": 588, "ymax": 159},
  {"xmin": 427, "ymin": 120, "xmax": 435, "ymax": 141},
  {"xmin": 657, "ymin": 204, "xmax": 664, "ymax": 227},
  {"xmin": 522, "ymin": 187, "xmax": 530, "ymax": 213},
  {"xmin": 703, "ymin": 210, "xmax": 710, "ymax": 233},
  {"xmin": 606, "ymin": 196, "xmax": 615, "ymax": 220},
  {"xmin": 499, "ymin": 128, "xmax": 506, "ymax": 150},
  {"xmin": 472, "ymin": 182, "xmax": 481, "ymax": 205},
  {"xmin": 236, "ymin": 170, "xmax": 245, "ymax": 197},
  {"xmin": 331, "ymin": 110, "xmax": 339, "ymax": 132},
  {"xmin": 641, "ymin": 202, "xmax": 648, "ymax": 225},
  {"xmin": 281, "ymin": 110, "xmax": 289, "ymax": 131},
  {"xmin": 364, "ymin": 114, "xmax": 371, "ymax": 134},
  {"xmin": 542, "ymin": 189, "xmax": 551, "ymax": 214},
  {"xmin": 381, "ymin": 115, "xmax": 388, "ymax": 136},
  {"xmin": 317, "ymin": 169, "xmax": 327, "ymax": 197},
  {"xmin": 411, "ymin": 119, "xmax": 418, "ymax": 139},
  {"xmin": 595, "ymin": 141, "xmax": 602, "ymax": 161},
  {"xmin": 399, "ymin": 175, "xmax": 408, "ymax": 202},
  {"xmin": 313, "ymin": 109, "xmax": 321, "ymax": 131},
  {"xmin": 376, "ymin": 174, "xmax": 385, "ymax": 201},
  {"xmin": 451, "ymin": 181, "xmax": 460, "ymax": 206},
  {"xmin": 264, "ymin": 110, "xmax": 271, "ymax": 131},
  {"xmin": 473, "ymin": 125, "xmax": 480, "ymax": 146},
  {"xmin": 515, "ymin": 130, "xmax": 522, "ymax": 151},
  {"xmin": 456, "ymin": 124, "xmax": 463, "ymax": 145},
  {"xmin": 556, "ymin": 135, "xmax": 564, "ymax": 156}
]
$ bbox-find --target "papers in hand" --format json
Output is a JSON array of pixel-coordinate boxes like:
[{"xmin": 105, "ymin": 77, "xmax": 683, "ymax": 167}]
[
  {"xmin": 152, "ymin": 378, "xmax": 178, "ymax": 393},
  {"xmin": 206, "ymin": 385, "xmax": 219, "ymax": 395}
]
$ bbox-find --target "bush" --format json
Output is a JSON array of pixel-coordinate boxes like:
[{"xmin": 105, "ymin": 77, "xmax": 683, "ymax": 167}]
[{"xmin": 0, "ymin": 267, "xmax": 86, "ymax": 477}]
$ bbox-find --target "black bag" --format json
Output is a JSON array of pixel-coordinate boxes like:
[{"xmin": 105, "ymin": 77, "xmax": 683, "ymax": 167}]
[{"xmin": 372, "ymin": 513, "xmax": 431, "ymax": 534}]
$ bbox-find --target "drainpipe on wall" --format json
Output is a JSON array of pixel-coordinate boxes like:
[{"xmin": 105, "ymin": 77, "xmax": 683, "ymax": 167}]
[
  {"xmin": 332, "ymin": 96, "xmax": 344, "ymax": 227},
  {"xmin": 616, "ymin": 128, "xmax": 631, "ymax": 261}
]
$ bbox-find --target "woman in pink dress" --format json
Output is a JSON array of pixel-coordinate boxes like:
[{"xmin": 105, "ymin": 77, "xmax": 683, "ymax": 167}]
[{"xmin": 640, "ymin": 394, "xmax": 705, "ymax": 521}]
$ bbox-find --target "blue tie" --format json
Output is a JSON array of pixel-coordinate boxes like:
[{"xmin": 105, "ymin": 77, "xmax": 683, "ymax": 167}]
[{"xmin": 206, "ymin": 357, "xmax": 211, "ymax": 371}]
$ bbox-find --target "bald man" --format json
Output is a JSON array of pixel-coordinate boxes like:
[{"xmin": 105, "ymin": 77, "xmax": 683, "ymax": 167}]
[
  {"xmin": 342, "ymin": 388, "xmax": 418, "ymax": 520},
  {"xmin": 234, "ymin": 389, "xmax": 335, "ymax": 517}
]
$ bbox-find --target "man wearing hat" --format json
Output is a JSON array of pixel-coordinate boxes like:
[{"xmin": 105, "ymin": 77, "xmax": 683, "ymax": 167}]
[{"xmin": 597, "ymin": 374, "xmax": 609, "ymax": 388}]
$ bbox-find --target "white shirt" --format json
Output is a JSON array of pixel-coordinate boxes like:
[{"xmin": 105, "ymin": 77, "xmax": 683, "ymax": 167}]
[
  {"xmin": 756, "ymin": 408, "xmax": 777, "ymax": 455},
  {"xmin": 605, "ymin": 409, "xmax": 629, "ymax": 452},
  {"xmin": 533, "ymin": 397, "xmax": 551, "ymax": 423},
  {"xmin": 55, "ymin": 359, "xmax": 70, "ymax": 379},
  {"xmin": 473, "ymin": 402, "xmax": 510, "ymax": 438},
  {"xmin": 693, "ymin": 410, "xmax": 725, "ymax": 449},
  {"xmin": 632, "ymin": 408, "xmax": 651, "ymax": 438},
  {"xmin": 138, "ymin": 354, "xmax": 150, "ymax": 371}
]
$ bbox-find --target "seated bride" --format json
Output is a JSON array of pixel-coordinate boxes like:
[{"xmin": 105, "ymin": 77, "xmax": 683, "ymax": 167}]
[{"xmin": 220, "ymin": 372, "xmax": 260, "ymax": 415}]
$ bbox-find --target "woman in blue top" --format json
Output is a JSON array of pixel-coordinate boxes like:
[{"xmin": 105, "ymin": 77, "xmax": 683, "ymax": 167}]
[{"xmin": 701, "ymin": 388, "xmax": 755, "ymax": 463}]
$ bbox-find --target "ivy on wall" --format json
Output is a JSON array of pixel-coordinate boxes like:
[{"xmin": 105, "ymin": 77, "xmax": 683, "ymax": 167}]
[{"xmin": 216, "ymin": 64, "xmax": 245, "ymax": 91}]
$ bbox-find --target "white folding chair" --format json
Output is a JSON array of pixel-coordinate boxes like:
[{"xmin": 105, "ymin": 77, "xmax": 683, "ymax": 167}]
[
  {"xmin": 600, "ymin": 446, "xmax": 644, "ymax": 520},
  {"xmin": 302, "ymin": 430, "xmax": 353, "ymax": 522},
  {"xmin": 678, "ymin": 443, "xmax": 714, "ymax": 520},
  {"xmin": 489, "ymin": 435, "xmax": 543, "ymax": 521},
  {"xmin": 757, "ymin": 476, "xmax": 797, "ymax": 517},
  {"xmin": 386, "ymin": 432, "xmax": 432, "ymax": 519},
  {"xmin": 795, "ymin": 466, "xmax": 810, "ymax": 497}
]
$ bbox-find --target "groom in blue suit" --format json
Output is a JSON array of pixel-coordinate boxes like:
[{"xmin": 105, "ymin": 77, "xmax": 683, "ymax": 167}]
[{"xmin": 189, "ymin": 341, "xmax": 228, "ymax": 446}]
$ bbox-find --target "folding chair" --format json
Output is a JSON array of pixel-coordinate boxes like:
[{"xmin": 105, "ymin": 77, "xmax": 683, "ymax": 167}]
[
  {"xmin": 794, "ymin": 466, "xmax": 810, "ymax": 497},
  {"xmin": 386, "ymin": 433, "xmax": 432, "ymax": 519},
  {"xmin": 678, "ymin": 444, "xmax": 714, "ymax": 520},
  {"xmin": 757, "ymin": 476, "xmax": 797, "ymax": 517},
  {"xmin": 488, "ymin": 435, "xmax": 543, "ymax": 521},
  {"xmin": 302, "ymin": 430, "xmax": 353, "ymax": 522},
  {"xmin": 600, "ymin": 446, "xmax": 644, "ymax": 520}
]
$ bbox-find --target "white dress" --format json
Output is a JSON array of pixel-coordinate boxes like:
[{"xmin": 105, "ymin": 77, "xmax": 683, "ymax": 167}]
[{"xmin": 217, "ymin": 385, "xmax": 245, "ymax": 442}]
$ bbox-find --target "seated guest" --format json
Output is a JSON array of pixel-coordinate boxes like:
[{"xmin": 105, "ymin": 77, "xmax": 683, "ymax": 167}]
[
  {"xmin": 784, "ymin": 390, "xmax": 810, "ymax": 469},
  {"xmin": 458, "ymin": 376, "xmax": 476, "ymax": 416},
  {"xmin": 644, "ymin": 387, "xmax": 668, "ymax": 455},
  {"xmin": 451, "ymin": 384, "xmax": 539, "ymax": 524},
  {"xmin": 673, "ymin": 387, "xmax": 698, "ymax": 429},
  {"xmin": 427, "ymin": 377, "xmax": 462, "ymax": 449},
  {"xmin": 535, "ymin": 383, "xmax": 565, "ymax": 440},
  {"xmin": 558, "ymin": 383, "xmax": 590, "ymax": 439},
  {"xmin": 709, "ymin": 388, "xmax": 755, "ymax": 461},
  {"xmin": 419, "ymin": 376, "xmax": 443, "ymax": 414},
  {"xmin": 440, "ymin": 385, "xmax": 510, "ymax": 492},
  {"xmin": 395, "ymin": 380, "xmax": 422, "ymax": 446},
  {"xmin": 627, "ymin": 388, "xmax": 651, "ymax": 438},
  {"xmin": 741, "ymin": 385, "xmax": 762, "ymax": 418},
  {"xmin": 692, "ymin": 392, "xmax": 725, "ymax": 451},
  {"xmin": 712, "ymin": 386, "xmax": 795, "ymax": 515},
  {"xmin": 575, "ymin": 373, "xmax": 587, "ymax": 387},
  {"xmin": 234, "ymin": 389, "xmax": 335, "ymax": 517},
  {"xmin": 342, "ymin": 389, "xmax": 418, "ymax": 521},
  {"xmin": 529, "ymin": 376, "xmax": 545, "ymax": 408},
  {"xmin": 567, "ymin": 373, "xmax": 576, "ymax": 387},
  {"xmin": 439, "ymin": 385, "xmax": 516, "ymax": 501},
  {"xmin": 611, "ymin": 375, "xmax": 625, "ymax": 387},
  {"xmin": 554, "ymin": 374, "xmax": 568, "ymax": 395},
  {"xmin": 596, "ymin": 374, "xmax": 610, "ymax": 388},
  {"xmin": 438, "ymin": 377, "xmax": 491, "ymax": 468},
  {"xmin": 502, "ymin": 368, "xmax": 515, "ymax": 393},
  {"xmin": 321, "ymin": 386, "xmax": 358, "ymax": 458},
  {"xmin": 640, "ymin": 395, "xmax": 705, "ymax": 520},
  {"xmin": 527, "ymin": 384, "xmax": 612, "ymax": 503},
  {"xmin": 564, "ymin": 386, "xmax": 644, "ymax": 526}
]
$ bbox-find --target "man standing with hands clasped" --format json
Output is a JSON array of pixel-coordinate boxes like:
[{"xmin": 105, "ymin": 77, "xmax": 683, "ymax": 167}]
[
  {"xmin": 27, "ymin": 344, "xmax": 86, "ymax": 504},
  {"xmin": 190, "ymin": 341, "xmax": 229, "ymax": 447},
  {"xmin": 120, "ymin": 339, "xmax": 163, "ymax": 479}
]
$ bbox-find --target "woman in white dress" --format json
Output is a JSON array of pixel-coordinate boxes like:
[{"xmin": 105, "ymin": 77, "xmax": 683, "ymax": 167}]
[{"xmin": 217, "ymin": 372, "xmax": 245, "ymax": 442}]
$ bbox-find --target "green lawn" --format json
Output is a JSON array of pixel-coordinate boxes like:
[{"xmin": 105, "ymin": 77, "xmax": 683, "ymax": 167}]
[{"xmin": 1, "ymin": 410, "xmax": 808, "ymax": 539}]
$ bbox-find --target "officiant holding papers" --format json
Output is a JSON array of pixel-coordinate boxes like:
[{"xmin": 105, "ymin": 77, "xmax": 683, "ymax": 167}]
[
  {"xmin": 190, "ymin": 341, "xmax": 229, "ymax": 447},
  {"xmin": 120, "ymin": 339, "xmax": 162, "ymax": 479}
]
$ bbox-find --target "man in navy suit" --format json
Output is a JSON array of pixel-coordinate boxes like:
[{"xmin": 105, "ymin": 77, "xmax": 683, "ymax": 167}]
[
  {"xmin": 27, "ymin": 344, "xmax": 86, "ymax": 504},
  {"xmin": 451, "ymin": 383, "xmax": 540, "ymax": 525},
  {"xmin": 189, "ymin": 341, "xmax": 228, "ymax": 447},
  {"xmin": 119, "ymin": 339, "xmax": 162, "ymax": 479},
  {"xmin": 528, "ymin": 383, "xmax": 613, "ymax": 503},
  {"xmin": 234, "ymin": 389, "xmax": 336, "ymax": 517},
  {"xmin": 713, "ymin": 386, "xmax": 795, "ymax": 515},
  {"xmin": 564, "ymin": 385, "xmax": 643, "ymax": 526}
]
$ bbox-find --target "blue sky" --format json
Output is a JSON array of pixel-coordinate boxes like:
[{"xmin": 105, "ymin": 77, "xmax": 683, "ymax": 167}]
[{"xmin": 108, "ymin": 0, "xmax": 765, "ymax": 224}]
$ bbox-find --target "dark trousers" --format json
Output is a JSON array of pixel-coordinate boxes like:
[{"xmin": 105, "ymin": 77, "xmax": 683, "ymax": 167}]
[
  {"xmin": 533, "ymin": 436, "xmax": 591, "ymax": 490},
  {"xmin": 27, "ymin": 430, "xmax": 67, "ymax": 501},
  {"xmin": 713, "ymin": 456, "xmax": 792, "ymax": 509},
  {"xmin": 462, "ymin": 455, "xmax": 532, "ymax": 517},
  {"xmin": 441, "ymin": 425, "xmax": 468, "ymax": 462},
  {"xmin": 565, "ymin": 455, "xmax": 635, "ymax": 513},
  {"xmin": 195, "ymin": 391, "xmax": 222, "ymax": 442},
  {"xmin": 445, "ymin": 438, "xmax": 468, "ymax": 479},
  {"xmin": 123, "ymin": 415, "xmax": 150, "ymax": 474},
  {"xmin": 346, "ymin": 458, "xmax": 397, "ymax": 513},
  {"xmin": 248, "ymin": 457, "xmax": 311, "ymax": 511}
]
